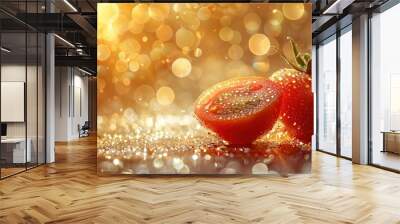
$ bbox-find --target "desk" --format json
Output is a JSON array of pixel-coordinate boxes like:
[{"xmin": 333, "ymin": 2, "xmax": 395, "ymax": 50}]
[
  {"xmin": 381, "ymin": 131, "xmax": 400, "ymax": 154},
  {"xmin": 1, "ymin": 138, "xmax": 31, "ymax": 163}
]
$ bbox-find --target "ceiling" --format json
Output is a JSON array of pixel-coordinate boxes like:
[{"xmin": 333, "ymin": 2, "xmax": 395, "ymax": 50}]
[
  {"xmin": 0, "ymin": 0, "xmax": 97, "ymax": 73},
  {"xmin": 0, "ymin": 0, "xmax": 392, "ymax": 74}
]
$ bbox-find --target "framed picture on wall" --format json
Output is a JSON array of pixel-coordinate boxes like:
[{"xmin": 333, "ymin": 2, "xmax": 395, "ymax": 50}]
[{"xmin": 1, "ymin": 82, "xmax": 25, "ymax": 123}]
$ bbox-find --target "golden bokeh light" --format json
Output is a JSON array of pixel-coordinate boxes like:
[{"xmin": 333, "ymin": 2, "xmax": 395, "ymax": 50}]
[
  {"xmin": 144, "ymin": 18, "xmax": 163, "ymax": 33},
  {"xmin": 150, "ymin": 47, "xmax": 164, "ymax": 61},
  {"xmin": 228, "ymin": 44, "xmax": 244, "ymax": 60},
  {"xmin": 156, "ymin": 24, "xmax": 173, "ymax": 42},
  {"xmin": 115, "ymin": 60, "xmax": 128, "ymax": 73},
  {"xmin": 181, "ymin": 11, "xmax": 201, "ymax": 30},
  {"xmin": 118, "ymin": 52, "xmax": 127, "ymax": 61},
  {"xmin": 98, "ymin": 44, "xmax": 111, "ymax": 61},
  {"xmin": 134, "ymin": 84, "xmax": 155, "ymax": 104},
  {"xmin": 149, "ymin": 4, "xmax": 170, "ymax": 21},
  {"xmin": 248, "ymin": 33, "xmax": 271, "ymax": 56},
  {"xmin": 153, "ymin": 158, "xmax": 164, "ymax": 169},
  {"xmin": 282, "ymin": 3, "xmax": 305, "ymax": 20},
  {"xmin": 119, "ymin": 38, "xmax": 141, "ymax": 59},
  {"xmin": 230, "ymin": 31, "xmax": 242, "ymax": 44},
  {"xmin": 172, "ymin": 3, "xmax": 185, "ymax": 13},
  {"xmin": 122, "ymin": 77, "xmax": 131, "ymax": 86},
  {"xmin": 172, "ymin": 57, "xmax": 192, "ymax": 78},
  {"xmin": 156, "ymin": 86, "xmax": 175, "ymax": 105},
  {"xmin": 172, "ymin": 158, "xmax": 184, "ymax": 171},
  {"xmin": 128, "ymin": 61, "xmax": 140, "ymax": 72},
  {"xmin": 137, "ymin": 54, "xmax": 151, "ymax": 69},
  {"xmin": 176, "ymin": 27, "xmax": 196, "ymax": 49},
  {"xmin": 244, "ymin": 12, "xmax": 261, "ymax": 33},
  {"xmin": 219, "ymin": 26, "xmax": 234, "ymax": 42},
  {"xmin": 197, "ymin": 6, "xmax": 211, "ymax": 20},
  {"xmin": 194, "ymin": 48, "xmax": 202, "ymax": 58},
  {"xmin": 270, "ymin": 9, "xmax": 284, "ymax": 26},
  {"xmin": 101, "ymin": 24, "xmax": 119, "ymax": 42},
  {"xmin": 264, "ymin": 22, "xmax": 282, "ymax": 37},
  {"xmin": 123, "ymin": 108, "xmax": 137, "ymax": 122},
  {"xmin": 131, "ymin": 4, "xmax": 150, "ymax": 24},
  {"xmin": 220, "ymin": 15, "xmax": 231, "ymax": 26},
  {"xmin": 128, "ymin": 20, "xmax": 144, "ymax": 34},
  {"xmin": 98, "ymin": 3, "xmax": 119, "ymax": 24}
]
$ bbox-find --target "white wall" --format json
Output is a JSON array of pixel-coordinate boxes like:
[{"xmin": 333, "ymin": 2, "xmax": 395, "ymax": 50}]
[
  {"xmin": 54, "ymin": 67, "xmax": 89, "ymax": 141},
  {"xmin": 72, "ymin": 73, "xmax": 89, "ymax": 138},
  {"xmin": 55, "ymin": 67, "xmax": 69, "ymax": 141}
]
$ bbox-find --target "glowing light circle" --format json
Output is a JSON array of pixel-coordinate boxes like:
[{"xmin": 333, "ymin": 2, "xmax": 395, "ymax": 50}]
[
  {"xmin": 282, "ymin": 3, "xmax": 305, "ymax": 20},
  {"xmin": 248, "ymin": 33, "xmax": 271, "ymax": 56},
  {"xmin": 172, "ymin": 57, "xmax": 192, "ymax": 78}
]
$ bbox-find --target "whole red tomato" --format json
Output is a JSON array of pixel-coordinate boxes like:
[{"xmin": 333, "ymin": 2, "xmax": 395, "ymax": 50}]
[
  {"xmin": 194, "ymin": 76, "xmax": 282, "ymax": 145},
  {"xmin": 269, "ymin": 38, "xmax": 314, "ymax": 144},
  {"xmin": 270, "ymin": 69, "xmax": 313, "ymax": 143}
]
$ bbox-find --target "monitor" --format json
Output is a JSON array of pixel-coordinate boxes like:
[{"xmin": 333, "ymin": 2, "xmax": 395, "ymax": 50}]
[{"xmin": 1, "ymin": 123, "xmax": 7, "ymax": 137}]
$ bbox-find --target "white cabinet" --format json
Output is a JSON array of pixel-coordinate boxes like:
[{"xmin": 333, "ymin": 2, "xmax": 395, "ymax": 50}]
[{"xmin": 1, "ymin": 138, "xmax": 32, "ymax": 163}]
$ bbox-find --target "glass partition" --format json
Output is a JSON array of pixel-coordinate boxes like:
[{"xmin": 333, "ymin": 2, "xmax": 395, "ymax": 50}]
[
  {"xmin": 0, "ymin": 1, "xmax": 46, "ymax": 179},
  {"xmin": 371, "ymin": 4, "xmax": 400, "ymax": 171},
  {"xmin": 1, "ymin": 30, "xmax": 28, "ymax": 177},
  {"xmin": 317, "ymin": 36, "xmax": 337, "ymax": 154},
  {"xmin": 339, "ymin": 27, "xmax": 352, "ymax": 158}
]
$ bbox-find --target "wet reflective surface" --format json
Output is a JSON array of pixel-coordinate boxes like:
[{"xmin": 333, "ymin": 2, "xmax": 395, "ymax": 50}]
[{"xmin": 98, "ymin": 117, "xmax": 311, "ymax": 175}]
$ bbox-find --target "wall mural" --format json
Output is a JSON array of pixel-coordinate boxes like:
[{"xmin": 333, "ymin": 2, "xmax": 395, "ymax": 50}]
[{"xmin": 97, "ymin": 3, "xmax": 312, "ymax": 175}]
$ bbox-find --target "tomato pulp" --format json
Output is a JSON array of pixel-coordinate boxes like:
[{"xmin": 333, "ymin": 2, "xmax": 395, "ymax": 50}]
[{"xmin": 194, "ymin": 76, "xmax": 282, "ymax": 145}]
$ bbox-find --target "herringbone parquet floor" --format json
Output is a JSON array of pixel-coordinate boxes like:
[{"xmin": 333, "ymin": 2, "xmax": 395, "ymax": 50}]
[{"xmin": 1, "ymin": 136, "xmax": 400, "ymax": 224}]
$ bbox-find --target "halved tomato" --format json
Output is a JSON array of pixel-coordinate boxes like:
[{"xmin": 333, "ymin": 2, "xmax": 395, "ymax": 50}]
[{"xmin": 194, "ymin": 76, "xmax": 282, "ymax": 145}]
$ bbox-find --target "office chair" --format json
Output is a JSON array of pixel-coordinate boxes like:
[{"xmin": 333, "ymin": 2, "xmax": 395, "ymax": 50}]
[{"xmin": 79, "ymin": 121, "xmax": 90, "ymax": 138}]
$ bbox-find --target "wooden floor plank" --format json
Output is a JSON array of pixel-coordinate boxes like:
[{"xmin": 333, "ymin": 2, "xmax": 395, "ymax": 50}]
[{"xmin": 0, "ymin": 136, "xmax": 400, "ymax": 223}]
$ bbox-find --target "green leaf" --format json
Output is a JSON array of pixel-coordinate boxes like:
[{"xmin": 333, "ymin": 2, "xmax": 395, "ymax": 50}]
[
  {"xmin": 303, "ymin": 53, "xmax": 311, "ymax": 63},
  {"xmin": 289, "ymin": 38, "xmax": 306, "ymax": 68},
  {"xmin": 279, "ymin": 53, "xmax": 305, "ymax": 73}
]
